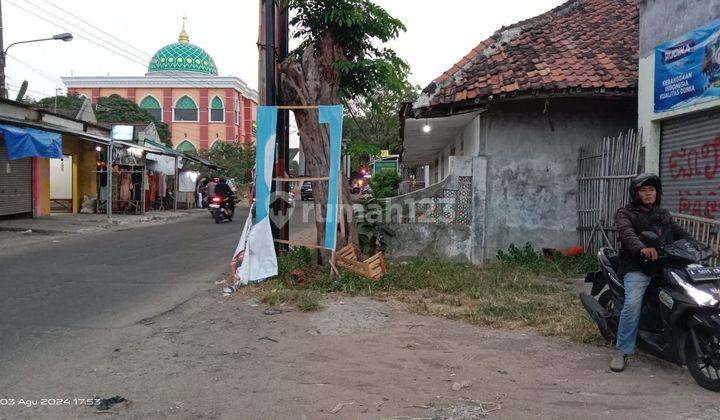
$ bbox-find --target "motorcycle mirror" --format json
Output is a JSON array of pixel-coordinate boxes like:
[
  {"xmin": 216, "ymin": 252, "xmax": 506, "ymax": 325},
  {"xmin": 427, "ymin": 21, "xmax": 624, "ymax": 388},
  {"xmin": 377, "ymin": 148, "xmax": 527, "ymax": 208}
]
[{"xmin": 640, "ymin": 231, "xmax": 664, "ymax": 247}]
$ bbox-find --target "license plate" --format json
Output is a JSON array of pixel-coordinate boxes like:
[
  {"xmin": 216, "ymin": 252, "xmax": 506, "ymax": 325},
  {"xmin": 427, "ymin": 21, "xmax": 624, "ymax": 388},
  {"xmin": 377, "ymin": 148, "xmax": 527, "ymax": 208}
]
[
  {"xmin": 209, "ymin": 204, "xmax": 220, "ymax": 208},
  {"xmin": 686, "ymin": 267, "xmax": 720, "ymax": 281}
]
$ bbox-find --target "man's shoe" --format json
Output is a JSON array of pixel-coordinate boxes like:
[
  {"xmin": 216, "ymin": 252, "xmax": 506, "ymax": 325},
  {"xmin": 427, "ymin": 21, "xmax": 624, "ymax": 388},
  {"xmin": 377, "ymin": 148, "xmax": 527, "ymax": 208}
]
[{"xmin": 610, "ymin": 350, "xmax": 627, "ymax": 372}]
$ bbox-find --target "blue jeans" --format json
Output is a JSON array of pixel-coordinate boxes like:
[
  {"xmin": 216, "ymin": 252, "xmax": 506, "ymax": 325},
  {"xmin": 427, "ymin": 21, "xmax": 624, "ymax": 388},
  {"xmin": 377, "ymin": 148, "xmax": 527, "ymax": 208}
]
[{"xmin": 616, "ymin": 271, "xmax": 652, "ymax": 354}]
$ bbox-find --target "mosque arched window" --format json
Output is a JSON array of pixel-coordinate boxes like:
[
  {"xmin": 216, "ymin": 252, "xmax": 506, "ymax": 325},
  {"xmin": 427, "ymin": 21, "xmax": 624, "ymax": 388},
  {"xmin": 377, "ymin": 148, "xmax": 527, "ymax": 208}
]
[
  {"xmin": 210, "ymin": 96, "xmax": 224, "ymax": 122},
  {"xmin": 139, "ymin": 95, "xmax": 162, "ymax": 121},
  {"xmin": 173, "ymin": 95, "xmax": 198, "ymax": 122},
  {"xmin": 176, "ymin": 140, "xmax": 197, "ymax": 154}
]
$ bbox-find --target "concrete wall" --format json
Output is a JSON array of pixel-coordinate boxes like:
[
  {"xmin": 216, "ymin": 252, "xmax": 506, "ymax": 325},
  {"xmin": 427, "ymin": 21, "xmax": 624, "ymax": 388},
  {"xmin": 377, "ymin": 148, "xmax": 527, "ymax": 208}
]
[
  {"xmin": 383, "ymin": 156, "xmax": 476, "ymax": 263},
  {"xmin": 384, "ymin": 223, "xmax": 472, "ymax": 263},
  {"xmin": 638, "ymin": 0, "xmax": 720, "ymax": 172},
  {"xmin": 639, "ymin": 0, "xmax": 720, "ymax": 56},
  {"xmin": 481, "ymin": 99, "xmax": 636, "ymax": 259}
]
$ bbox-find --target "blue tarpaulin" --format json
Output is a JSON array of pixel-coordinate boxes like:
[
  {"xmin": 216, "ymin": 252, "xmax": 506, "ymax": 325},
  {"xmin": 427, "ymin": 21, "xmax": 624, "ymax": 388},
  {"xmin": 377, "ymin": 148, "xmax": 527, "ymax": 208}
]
[{"xmin": 0, "ymin": 124, "xmax": 62, "ymax": 160}]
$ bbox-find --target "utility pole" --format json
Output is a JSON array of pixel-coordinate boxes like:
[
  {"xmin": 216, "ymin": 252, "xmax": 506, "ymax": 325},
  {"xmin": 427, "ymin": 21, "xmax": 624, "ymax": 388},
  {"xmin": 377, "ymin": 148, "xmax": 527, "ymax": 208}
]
[
  {"xmin": 264, "ymin": 0, "xmax": 275, "ymax": 108},
  {"xmin": 264, "ymin": 0, "xmax": 281, "ymax": 248},
  {"xmin": 259, "ymin": 0, "xmax": 290, "ymax": 250},
  {"xmin": 0, "ymin": 0, "xmax": 7, "ymax": 99},
  {"xmin": 106, "ymin": 139, "xmax": 113, "ymax": 221},
  {"xmin": 277, "ymin": 0, "xmax": 290, "ymax": 246}
]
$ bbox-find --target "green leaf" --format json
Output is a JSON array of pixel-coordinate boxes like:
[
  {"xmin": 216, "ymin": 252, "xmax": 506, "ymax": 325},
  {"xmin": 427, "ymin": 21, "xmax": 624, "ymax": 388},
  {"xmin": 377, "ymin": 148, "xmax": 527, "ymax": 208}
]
[{"xmin": 380, "ymin": 226, "xmax": 395, "ymax": 236}]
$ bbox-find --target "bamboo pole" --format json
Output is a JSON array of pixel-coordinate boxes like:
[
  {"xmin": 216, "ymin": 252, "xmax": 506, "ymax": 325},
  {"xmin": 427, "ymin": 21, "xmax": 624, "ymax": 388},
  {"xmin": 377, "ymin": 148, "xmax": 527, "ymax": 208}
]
[
  {"xmin": 276, "ymin": 105, "xmax": 320, "ymax": 110},
  {"xmin": 273, "ymin": 176, "xmax": 329, "ymax": 182},
  {"xmin": 338, "ymin": 171, "xmax": 346, "ymax": 242},
  {"xmin": 273, "ymin": 239, "xmax": 327, "ymax": 250}
]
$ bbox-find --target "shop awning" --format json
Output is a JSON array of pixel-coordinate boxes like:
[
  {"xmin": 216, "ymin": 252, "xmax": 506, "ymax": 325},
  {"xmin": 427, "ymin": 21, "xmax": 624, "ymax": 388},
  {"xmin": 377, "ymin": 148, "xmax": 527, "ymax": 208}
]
[
  {"xmin": 183, "ymin": 153, "xmax": 222, "ymax": 170},
  {"xmin": 0, "ymin": 124, "xmax": 62, "ymax": 160},
  {"xmin": 144, "ymin": 140, "xmax": 181, "ymax": 156}
]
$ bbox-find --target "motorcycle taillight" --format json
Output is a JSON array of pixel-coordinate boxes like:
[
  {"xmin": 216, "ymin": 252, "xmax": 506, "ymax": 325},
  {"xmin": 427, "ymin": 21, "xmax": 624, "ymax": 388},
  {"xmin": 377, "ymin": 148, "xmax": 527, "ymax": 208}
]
[{"xmin": 212, "ymin": 197, "xmax": 222, "ymax": 203}]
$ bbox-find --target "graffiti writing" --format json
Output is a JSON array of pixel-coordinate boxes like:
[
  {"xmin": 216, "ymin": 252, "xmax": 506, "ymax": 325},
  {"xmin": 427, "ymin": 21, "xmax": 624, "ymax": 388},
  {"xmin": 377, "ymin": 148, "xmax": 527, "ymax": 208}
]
[
  {"xmin": 678, "ymin": 188, "xmax": 720, "ymax": 219},
  {"xmin": 668, "ymin": 136, "xmax": 720, "ymax": 180}
]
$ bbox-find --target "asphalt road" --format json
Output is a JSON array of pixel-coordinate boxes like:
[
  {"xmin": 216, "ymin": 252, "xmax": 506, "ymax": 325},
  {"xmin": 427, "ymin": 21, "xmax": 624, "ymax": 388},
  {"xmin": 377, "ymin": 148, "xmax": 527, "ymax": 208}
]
[{"xmin": 0, "ymin": 210, "xmax": 245, "ymax": 398}]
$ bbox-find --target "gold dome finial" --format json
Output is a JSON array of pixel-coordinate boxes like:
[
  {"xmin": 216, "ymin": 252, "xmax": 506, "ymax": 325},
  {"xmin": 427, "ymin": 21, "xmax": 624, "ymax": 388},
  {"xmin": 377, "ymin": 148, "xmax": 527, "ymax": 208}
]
[{"xmin": 178, "ymin": 16, "xmax": 189, "ymax": 43}]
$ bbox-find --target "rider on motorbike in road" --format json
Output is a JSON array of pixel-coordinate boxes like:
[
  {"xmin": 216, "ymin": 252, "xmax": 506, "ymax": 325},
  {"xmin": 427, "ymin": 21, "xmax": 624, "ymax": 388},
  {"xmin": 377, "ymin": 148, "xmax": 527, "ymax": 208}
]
[
  {"xmin": 214, "ymin": 178, "xmax": 236, "ymax": 215},
  {"xmin": 610, "ymin": 173, "xmax": 717, "ymax": 372}
]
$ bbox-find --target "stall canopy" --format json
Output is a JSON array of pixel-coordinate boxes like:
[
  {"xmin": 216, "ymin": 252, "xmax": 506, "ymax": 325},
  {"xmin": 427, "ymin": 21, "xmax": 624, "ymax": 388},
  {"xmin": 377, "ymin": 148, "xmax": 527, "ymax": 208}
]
[
  {"xmin": 183, "ymin": 153, "xmax": 222, "ymax": 171},
  {"xmin": 0, "ymin": 124, "xmax": 62, "ymax": 160}
]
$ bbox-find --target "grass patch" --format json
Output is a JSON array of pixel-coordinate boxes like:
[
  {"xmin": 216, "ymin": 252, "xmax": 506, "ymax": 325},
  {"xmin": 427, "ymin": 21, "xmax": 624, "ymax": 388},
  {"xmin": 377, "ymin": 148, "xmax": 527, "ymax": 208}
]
[
  {"xmin": 257, "ymin": 247, "xmax": 601, "ymax": 343},
  {"xmin": 258, "ymin": 288, "xmax": 323, "ymax": 312}
]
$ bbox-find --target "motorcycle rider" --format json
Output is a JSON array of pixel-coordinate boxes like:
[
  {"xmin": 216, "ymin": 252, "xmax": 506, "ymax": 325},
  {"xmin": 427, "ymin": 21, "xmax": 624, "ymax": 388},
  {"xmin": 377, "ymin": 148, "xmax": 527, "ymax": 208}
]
[
  {"xmin": 610, "ymin": 173, "xmax": 711, "ymax": 372},
  {"xmin": 214, "ymin": 178, "xmax": 236, "ymax": 216},
  {"xmin": 207, "ymin": 177, "xmax": 219, "ymax": 200}
]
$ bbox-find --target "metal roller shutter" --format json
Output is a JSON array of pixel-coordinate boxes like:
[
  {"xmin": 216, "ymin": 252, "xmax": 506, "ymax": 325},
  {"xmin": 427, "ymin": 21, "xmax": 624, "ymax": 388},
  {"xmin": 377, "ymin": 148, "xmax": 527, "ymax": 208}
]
[
  {"xmin": 660, "ymin": 109, "xmax": 720, "ymax": 220},
  {"xmin": 0, "ymin": 141, "xmax": 33, "ymax": 216}
]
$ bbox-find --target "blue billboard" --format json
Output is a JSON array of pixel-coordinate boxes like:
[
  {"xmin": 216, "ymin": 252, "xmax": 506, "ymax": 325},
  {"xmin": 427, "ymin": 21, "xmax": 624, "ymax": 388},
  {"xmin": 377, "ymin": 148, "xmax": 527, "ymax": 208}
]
[{"xmin": 655, "ymin": 18, "xmax": 720, "ymax": 113}]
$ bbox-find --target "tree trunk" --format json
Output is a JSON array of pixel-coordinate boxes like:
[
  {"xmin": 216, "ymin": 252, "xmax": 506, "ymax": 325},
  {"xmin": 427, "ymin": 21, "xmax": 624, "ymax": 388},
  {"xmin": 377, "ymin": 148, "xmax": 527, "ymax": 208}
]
[{"xmin": 280, "ymin": 33, "xmax": 359, "ymax": 262}]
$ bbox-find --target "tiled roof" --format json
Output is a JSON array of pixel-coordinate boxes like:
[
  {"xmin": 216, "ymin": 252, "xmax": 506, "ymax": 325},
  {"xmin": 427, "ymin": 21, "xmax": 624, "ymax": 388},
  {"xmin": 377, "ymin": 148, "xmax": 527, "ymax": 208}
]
[{"xmin": 420, "ymin": 0, "xmax": 638, "ymax": 107}]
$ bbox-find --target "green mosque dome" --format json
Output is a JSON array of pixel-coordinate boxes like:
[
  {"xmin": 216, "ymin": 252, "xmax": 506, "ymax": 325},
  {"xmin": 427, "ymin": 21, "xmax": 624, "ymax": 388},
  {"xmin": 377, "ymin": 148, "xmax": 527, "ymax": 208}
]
[{"xmin": 147, "ymin": 19, "xmax": 218, "ymax": 76}]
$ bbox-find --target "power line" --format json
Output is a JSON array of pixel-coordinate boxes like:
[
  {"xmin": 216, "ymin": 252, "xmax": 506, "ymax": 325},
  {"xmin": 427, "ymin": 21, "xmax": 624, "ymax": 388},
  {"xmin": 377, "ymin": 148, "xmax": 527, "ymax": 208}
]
[
  {"xmin": 23, "ymin": 0, "xmax": 151, "ymax": 65},
  {"xmin": 6, "ymin": 0, "xmax": 151, "ymax": 68},
  {"xmin": 9, "ymin": 0, "xmax": 210, "ymax": 89},
  {"xmin": 37, "ymin": 0, "xmax": 153, "ymax": 60},
  {"xmin": 5, "ymin": 53, "xmax": 63, "ymax": 85},
  {"xmin": 6, "ymin": 81, "xmax": 57, "ymax": 98},
  {"xmin": 27, "ymin": 0, "xmax": 232, "ymax": 90},
  {"xmin": 30, "ymin": 0, "xmax": 233, "ymax": 90}
]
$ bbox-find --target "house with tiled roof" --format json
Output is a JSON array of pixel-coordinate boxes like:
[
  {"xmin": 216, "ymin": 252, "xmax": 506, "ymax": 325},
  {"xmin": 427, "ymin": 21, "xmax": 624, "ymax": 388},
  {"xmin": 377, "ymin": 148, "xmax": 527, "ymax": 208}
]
[{"xmin": 396, "ymin": 0, "xmax": 639, "ymax": 262}]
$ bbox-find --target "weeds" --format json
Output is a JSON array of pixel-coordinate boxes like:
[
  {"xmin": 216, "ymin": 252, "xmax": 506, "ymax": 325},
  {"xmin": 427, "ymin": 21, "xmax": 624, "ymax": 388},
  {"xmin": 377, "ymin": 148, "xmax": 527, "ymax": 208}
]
[
  {"xmin": 258, "ymin": 287, "xmax": 323, "ymax": 312},
  {"xmin": 257, "ymin": 245, "xmax": 601, "ymax": 344}
]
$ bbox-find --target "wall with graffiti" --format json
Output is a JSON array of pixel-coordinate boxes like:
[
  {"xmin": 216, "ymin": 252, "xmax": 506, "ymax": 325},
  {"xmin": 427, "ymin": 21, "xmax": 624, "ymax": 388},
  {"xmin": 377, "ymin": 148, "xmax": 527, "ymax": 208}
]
[{"xmin": 661, "ymin": 110, "xmax": 720, "ymax": 220}]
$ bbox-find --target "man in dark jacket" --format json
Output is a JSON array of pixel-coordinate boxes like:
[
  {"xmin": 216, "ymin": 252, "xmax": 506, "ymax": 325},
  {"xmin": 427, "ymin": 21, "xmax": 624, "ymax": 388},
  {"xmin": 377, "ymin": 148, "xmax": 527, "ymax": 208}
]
[
  {"xmin": 214, "ymin": 178, "xmax": 236, "ymax": 216},
  {"xmin": 611, "ymin": 173, "xmax": 694, "ymax": 372}
]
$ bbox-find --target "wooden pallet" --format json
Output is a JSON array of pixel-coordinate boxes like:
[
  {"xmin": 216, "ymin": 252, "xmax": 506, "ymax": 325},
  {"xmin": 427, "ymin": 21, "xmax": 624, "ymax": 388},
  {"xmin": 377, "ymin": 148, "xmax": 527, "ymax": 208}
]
[{"xmin": 335, "ymin": 244, "xmax": 386, "ymax": 280}]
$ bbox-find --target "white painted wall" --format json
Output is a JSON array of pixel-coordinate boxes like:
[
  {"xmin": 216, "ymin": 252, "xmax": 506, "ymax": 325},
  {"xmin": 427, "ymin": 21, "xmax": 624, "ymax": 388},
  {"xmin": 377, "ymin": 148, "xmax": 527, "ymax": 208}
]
[
  {"xmin": 50, "ymin": 155, "xmax": 73, "ymax": 200},
  {"xmin": 425, "ymin": 115, "xmax": 482, "ymax": 186},
  {"xmin": 416, "ymin": 114, "xmax": 483, "ymax": 186}
]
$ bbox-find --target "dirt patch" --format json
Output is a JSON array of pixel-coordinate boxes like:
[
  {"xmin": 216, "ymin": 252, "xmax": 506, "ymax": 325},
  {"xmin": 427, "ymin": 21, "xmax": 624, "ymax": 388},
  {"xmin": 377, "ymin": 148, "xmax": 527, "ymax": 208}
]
[
  {"xmin": 5, "ymin": 284, "xmax": 719, "ymax": 420},
  {"xmin": 309, "ymin": 298, "xmax": 391, "ymax": 335}
]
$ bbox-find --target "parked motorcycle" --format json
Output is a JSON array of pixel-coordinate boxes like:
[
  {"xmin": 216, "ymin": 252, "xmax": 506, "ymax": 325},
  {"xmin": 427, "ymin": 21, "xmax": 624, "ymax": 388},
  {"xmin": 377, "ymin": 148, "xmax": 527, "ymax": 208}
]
[
  {"xmin": 580, "ymin": 231, "xmax": 720, "ymax": 391},
  {"xmin": 209, "ymin": 195, "xmax": 234, "ymax": 223}
]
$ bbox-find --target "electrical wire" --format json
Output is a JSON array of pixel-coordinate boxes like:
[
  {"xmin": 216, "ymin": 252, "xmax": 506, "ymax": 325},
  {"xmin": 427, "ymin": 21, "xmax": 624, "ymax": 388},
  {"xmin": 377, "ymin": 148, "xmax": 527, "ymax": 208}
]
[
  {"xmin": 25, "ymin": 0, "xmax": 235, "ymax": 90},
  {"xmin": 5, "ymin": 53, "xmax": 63, "ymax": 85},
  {"xmin": 37, "ymin": 0, "xmax": 154, "ymax": 60},
  {"xmin": 5, "ymin": 81, "xmax": 58, "ymax": 98},
  {"xmin": 23, "ymin": 0, "xmax": 150, "ymax": 65},
  {"xmin": 9, "ymin": 0, "xmax": 212, "ymax": 89}
]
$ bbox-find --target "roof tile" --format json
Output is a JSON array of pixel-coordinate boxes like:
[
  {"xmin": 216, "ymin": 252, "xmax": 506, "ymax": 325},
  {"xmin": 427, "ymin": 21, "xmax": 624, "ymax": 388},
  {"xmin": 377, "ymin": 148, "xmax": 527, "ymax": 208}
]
[{"xmin": 422, "ymin": 0, "xmax": 638, "ymax": 106}]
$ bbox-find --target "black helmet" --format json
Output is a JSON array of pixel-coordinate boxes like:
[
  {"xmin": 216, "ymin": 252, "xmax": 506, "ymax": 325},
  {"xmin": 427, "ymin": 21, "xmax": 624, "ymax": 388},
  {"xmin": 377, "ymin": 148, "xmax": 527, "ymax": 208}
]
[{"xmin": 629, "ymin": 173, "xmax": 662, "ymax": 205}]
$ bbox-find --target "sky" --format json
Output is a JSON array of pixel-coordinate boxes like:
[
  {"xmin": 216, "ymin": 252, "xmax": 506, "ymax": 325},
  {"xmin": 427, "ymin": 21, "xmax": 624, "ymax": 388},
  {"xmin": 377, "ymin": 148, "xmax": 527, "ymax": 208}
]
[{"xmin": 3, "ymin": 0, "xmax": 567, "ymax": 102}]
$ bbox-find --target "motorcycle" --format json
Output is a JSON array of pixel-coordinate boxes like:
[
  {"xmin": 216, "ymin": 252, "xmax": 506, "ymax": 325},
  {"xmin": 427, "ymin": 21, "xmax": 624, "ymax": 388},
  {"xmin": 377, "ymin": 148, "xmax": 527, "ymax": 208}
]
[
  {"xmin": 580, "ymin": 231, "xmax": 720, "ymax": 391},
  {"xmin": 208, "ymin": 195, "xmax": 235, "ymax": 223}
]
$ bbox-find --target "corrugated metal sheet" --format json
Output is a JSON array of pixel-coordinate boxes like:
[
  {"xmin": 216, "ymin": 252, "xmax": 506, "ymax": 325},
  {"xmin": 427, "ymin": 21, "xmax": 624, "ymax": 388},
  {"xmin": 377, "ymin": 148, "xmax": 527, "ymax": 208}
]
[
  {"xmin": 0, "ymin": 141, "xmax": 32, "ymax": 216},
  {"xmin": 660, "ymin": 109, "xmax": 720, "ymax": 220}
]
